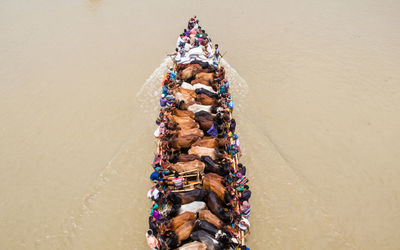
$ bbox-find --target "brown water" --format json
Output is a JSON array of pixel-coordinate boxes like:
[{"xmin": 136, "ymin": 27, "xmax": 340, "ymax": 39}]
[{"xmin": 1, "ymin": 0, "xmax": 400, "ymax": 249}]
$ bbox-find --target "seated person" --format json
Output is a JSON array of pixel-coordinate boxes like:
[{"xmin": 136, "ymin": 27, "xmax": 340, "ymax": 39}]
[{"xmin": 172, "ymin": 172, "xmax": 184, "ymax": 189}]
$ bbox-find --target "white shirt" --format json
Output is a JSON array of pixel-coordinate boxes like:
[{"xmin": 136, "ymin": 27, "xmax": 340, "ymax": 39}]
[
  {"xmin": 176, "ymin": 36, "xmax": 184, "ymax": 48},
  {"xmin": 238, "ymin": 218, "xmax": 250, "ymax": 231},
  {"xmin": 147, "ymin": 187, "xmax": 160, "ymax": 200}
]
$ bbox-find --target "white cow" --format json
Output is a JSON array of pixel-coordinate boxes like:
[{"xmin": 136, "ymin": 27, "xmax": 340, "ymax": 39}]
[
  {"xmin": 188, "ymin": 103, "xmax": 212, "ymax": 113},
  {"xmin": 178, "ymin": 201, "xmax": 206, "ymax": 214},
  {"xmin": 181, "ymin": 82, "xmax": 196, "ymax": 90},
  {"xmin": 192, "ymin": 83, "xmax": 216, "ymax": 93}
]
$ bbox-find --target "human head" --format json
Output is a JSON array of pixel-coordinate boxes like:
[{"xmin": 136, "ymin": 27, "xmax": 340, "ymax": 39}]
[
  {"xmin": 147, "ymin": 229, "xmax": 153, "ymax": 236},
  {"xmin": 238, "ymin": 163, "xmax": 243, "ymax": 168},
  {"xmin": 244, "ymin": 185, "xmax": 249, "ymax": 190},
  {"xmin": 155, "ymin": 184, "xmax": 160, "ymax": 189},
  {"xmin": 215, "ymin": 44, "xmax": 219, "ymax": 48},
  {"xmin": 174, "ymin": 172, "xmax": 179, "ymax": 178}
]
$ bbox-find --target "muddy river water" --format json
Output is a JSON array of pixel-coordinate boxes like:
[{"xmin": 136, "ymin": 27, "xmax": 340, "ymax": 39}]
[{"xmin": 1, "ymin": 0, "xmax": 399, "ymax": 249}]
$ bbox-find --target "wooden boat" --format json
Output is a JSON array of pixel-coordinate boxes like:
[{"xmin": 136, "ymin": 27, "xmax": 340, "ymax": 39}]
[{"xmin": 146, "ymin": 17, "xmax": 250, "ymax": 249}]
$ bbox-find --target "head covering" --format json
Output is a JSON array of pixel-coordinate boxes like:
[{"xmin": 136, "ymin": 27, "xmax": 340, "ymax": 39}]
[
  {"xmin": 238, "ymin": 218, "xmax": 250, "ymax": 230},
  {"xmin": 236, "ymin": 172, "xmax": 243, "ymax": 178},
  {"xmin": 155, "ymin": 167, "xmax": 161, "ymax": 172}
]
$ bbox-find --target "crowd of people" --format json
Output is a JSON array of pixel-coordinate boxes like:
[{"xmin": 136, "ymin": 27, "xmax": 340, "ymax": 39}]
[
  {"xmin": 146, "ymin": 17, "xmax": 251, "ymax": 250},
  {"xmin": 168, "ymin": 16, "xmax": 223, "ymax": 67}
]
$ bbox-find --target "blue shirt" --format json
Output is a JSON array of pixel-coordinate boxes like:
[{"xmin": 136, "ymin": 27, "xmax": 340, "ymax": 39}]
[
  {"xmin": 162, "ymin": 86, "xmax": 168, "ymax": 96},
  {"xmin": 170, "ymin": 71, "xmax": 176, "ymax": 80},
  {"xmin": 224, "ymin": 80, "xmax": 230, "ymax": 89},
  {"xmin": 228, "ymin": 100, "xmax": 234, "ymax": 109},
  {"xmin": 150, "ymin": 171, "xmax": 163, "ymax": 182}
]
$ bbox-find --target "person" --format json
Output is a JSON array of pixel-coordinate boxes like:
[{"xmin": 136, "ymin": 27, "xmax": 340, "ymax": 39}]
[
  {"xmin": 168, "ymin": 48, "xmax": 180, "ymax": 63},
  {"xmin": 178, "ymin": 45, "xmax": 186, "ymax": 57},
  {"xmin": 172, "ymin": 172, "xmax": 184, "ymax": 189},
  {"xmin": 155, "ymin": 108, "xmax": 164, "ymax": 125},
  {"xmin": 241, "ymin": 200, "xmax": 251, "ymax": 218},
  {"xmin": 184, "ymin": 28, "xmax": 190, "ymax": 37},
  {"xmin": 150, "ymin": 168, "xmax": 163, "ymax": 183},
  {"xmin": 152, "ymin": 153, "xmax": 162, "ymax": 168},
  {"xmin": 207, "ymin": 123, "xmax": 218, "ymax": 138},
  {"xmin": 146, "ymin": 229, "xmax": 160, "ymax": 250},
  {"xmin": 147, "ymin": 184, "xmax": 160, "ymax": 201},
  {"xmin": 228, "ymin": 96, "xmax": 234, "ymax": 111},
  {"xmin": 239, "ymin": 185, "xmax": 251, "ymax": 202},
  {"xmin": 237, "ymin": 163, "xmax": 246, "ymax": 176},
  {"xmin": 219, "ymin": 66, "xmax": 226, "ymax": 80},
  {"xmin": 219, "ymin": 84, "xmax": 227, "ymax": 94},
  {"xmin": 238, "ymin": 217, "xmax": 250, "ymax": 232},
  {"xmin": 162, "ymin": 85, "xmax": 169, "ymax": 96},
  {"xmin": 168, "ymin": 67, "xmax": 176, "ymax": 81},
  {"xmin": 176, "ymin": 34, "xmax": 185, "ymax": 49},
  {"xmin": 236, "ymin": 172, "xmax": 248, "ymax": 189},
  {"xmin": 229, "ymin": 118, "xmax": 236, "ymax": 133},
  {"xmin": 213, "ymin": 44, "xmax": 222, "ymax": 66},
  {"xmin": 154, "ymin": 122, "xmax": 165, "ymax": 138},
  {"xmin": 148, "ymin": 217, "xmax": 158, "ymax": 236},
  {"xmin": 160, "ymin": 94, "xmax": 174, "ymax": 108}
]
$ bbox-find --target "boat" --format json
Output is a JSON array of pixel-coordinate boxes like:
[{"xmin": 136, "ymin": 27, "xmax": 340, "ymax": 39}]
[{"xmin": 146, "ymin": 16, "xmax": 251, "ymax": 249}]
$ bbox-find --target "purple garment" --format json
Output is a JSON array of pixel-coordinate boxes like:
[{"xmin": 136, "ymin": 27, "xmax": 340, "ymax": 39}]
[
  {"xmin": 207, "ymin": 123, "xmax": 218, "ymax": 138},
  {"xmin": 160, "ymin": 98, "xmax": 174, "ymax": 107},
  {"xmin": 153, "ymin": 210, "xmax": 162, "ymax": 221},
  {"xmin": 240, "ymin": 190, "xmax": 251, "ymax": 202}
]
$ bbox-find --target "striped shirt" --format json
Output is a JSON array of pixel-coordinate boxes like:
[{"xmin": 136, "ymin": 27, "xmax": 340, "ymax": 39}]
[{"xmin": 172, "ymin": 176, "xmax": 184, "ymax": 188}]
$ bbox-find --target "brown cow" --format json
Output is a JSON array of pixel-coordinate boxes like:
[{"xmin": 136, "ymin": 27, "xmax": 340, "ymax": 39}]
[
  {"xmin": 174, "ymin": 220, "xmax": 196, "ymax": 245},
  {"xmin": 167, "ymin": 211, "xmax": 196, "ymax": 231},
  {"xmin": 179, "ymin": 64, "xmax": 202, "ymax": 81},
  {"xmin": 170, "ymin": 160, "xmax": 205, "ymax": 173},
  {"xmin": 194, "ymin": 115, "xmax": 213, "ymax": 131},
  {"xmin": 177, "ymin": 128, "xmax": 204, "ymax": 137},
  {"xmin": 173, "ymin": 115, "xmax": 195, "ymax": 124},
  {"xmin": 198, "ymin": 210, "xmax": 224, "ymax": 229},
  {"xmin": 172, "ymin": 108, "xmax": 195, "ymax": 119},
  {"xmin": 194, "ymin": 72, "xmax": 214, "ymax": 84},
  {"xmin": 178, "ymin": 87, "xmax": 197, "ymax": 98},
  {"xmin": 177, "ymin": 154, "xmax": 201, "ymax": 162},
  {"xmin": 172, "ymin": 115, "xmax": 199, "ymax": 130},
  {"xmin": 178, "ymin": 121, "xmax": 200, "ymax": 130},
  {"xmin": 202, "ymin": 173, "xmax": 226, "ymax": 202},
  {"xmin": 192, "ymin": 138, "xmax": 227, "ymax": 148},
  {"xmin": 175, "ymin": 92, "xmax": 195, "ymax": 109},
  {"xmin": 170, "ymin": 135, "xmax": 200, "ymax": 150},
  {"xmin": 196, "ymin": 93, "xmax": 217, "ymax": 105},
  {"xmin": 176, "ymin": 64, "xmax": 190, "ymax": 71},
  {"xmin": 191, "ymin": 78, "xmax": 211, "ymax": 86},
  {"xmin": 188, "ymin": 146, "xmax": 219, "ymax": 160}
]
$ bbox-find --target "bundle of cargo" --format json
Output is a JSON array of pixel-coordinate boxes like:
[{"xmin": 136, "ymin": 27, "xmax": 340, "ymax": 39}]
[{"xmin": 146, "ymin": 16, "xmax": 251, "ymax": 250}]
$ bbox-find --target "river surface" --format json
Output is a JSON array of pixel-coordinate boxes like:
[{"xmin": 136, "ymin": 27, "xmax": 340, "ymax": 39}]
[{"xmin": 1, "ymin": 0, "xmax": 400, "ymax": 249}]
